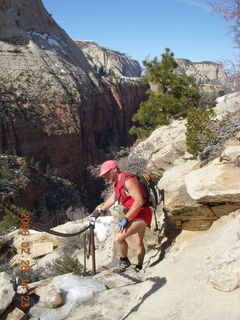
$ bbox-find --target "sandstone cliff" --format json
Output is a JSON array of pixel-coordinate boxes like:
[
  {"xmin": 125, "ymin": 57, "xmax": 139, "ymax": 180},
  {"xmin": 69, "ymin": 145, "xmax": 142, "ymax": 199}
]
[
  {"xmin": 176, "ymin": 58, "xmax": 227, "ymax": 87},
  {"xmin": 75, "ymin": 40, "xmax": 142, "ymax": 78},
  {"xmin": 0, "ymin": 0, "xmax": 147, "ymax": 210}
]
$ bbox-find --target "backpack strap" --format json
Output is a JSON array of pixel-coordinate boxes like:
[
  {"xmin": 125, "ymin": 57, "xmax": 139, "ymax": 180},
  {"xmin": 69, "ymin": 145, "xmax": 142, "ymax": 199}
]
[
  {"xmin": 118, "ymin": 174, "xmax": 133, "ymax": 203},
  {"xmin": 121, "ymin": 174, "xmax": 148, "ymax": 205},
  {"xmin": 115, "ymin": 174, "xmax": 132, "ymax": 204},
  {"xmin": 121, "ymin": 174, "xmax": 132, "ymax": 193}
]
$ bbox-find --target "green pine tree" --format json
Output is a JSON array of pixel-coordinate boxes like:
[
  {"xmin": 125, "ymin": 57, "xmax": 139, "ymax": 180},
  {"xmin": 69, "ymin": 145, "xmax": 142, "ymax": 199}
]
[{"xmin": 130, "ymin": 48, "xmax": 201, "ymax": 138}]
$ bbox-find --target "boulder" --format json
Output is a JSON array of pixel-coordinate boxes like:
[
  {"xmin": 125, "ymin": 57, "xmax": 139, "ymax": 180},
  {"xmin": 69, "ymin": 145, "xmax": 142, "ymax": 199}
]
[
  {"xmin": 132, "ymin": 120, "xmax": 187, "ymax": 175},
  {"xmin": 214, "ymin": 92, "xmax": 240, "ymax": 120},
  {"xmin": 34, "ymin": 285, "xmax": 63, "ymax": 308},
  {"xmin": 0, "ymin": 272, "xmax": 15, "ymax": 315},
  {"xmin": 157, "ymin": 160, "xmax": 216, "ymax": 230},
  {"xmin": 220, "ymin": 145, "xmax": 240, "ymax": 163},
  {"xmin": 154, "ymin": 137, "xmax": 240, "ymax": 231},
  {"xmin": 28, "ymin": 274, "xmax": 106, "ymax": 320},
  {"xmin": 5, "ymin": 307, "xmax": 27, "ymax": 320},
  {"xmin": 185, "ymin": 158, "xmax": 240, "ymax": 203}
]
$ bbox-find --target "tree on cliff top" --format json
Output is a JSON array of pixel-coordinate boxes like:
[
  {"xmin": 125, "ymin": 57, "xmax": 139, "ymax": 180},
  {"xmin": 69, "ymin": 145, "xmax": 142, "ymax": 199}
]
[
  {"xmin": 129, "ymin": 48, "xmax": 201, "ymax": 138},
  {"xmin": 209, "ymin": 0, "xmax": 240, "ymax": 91},
  {"xmin": 209, "ymin": 0, "xmax": 240, "ymax": 50}
]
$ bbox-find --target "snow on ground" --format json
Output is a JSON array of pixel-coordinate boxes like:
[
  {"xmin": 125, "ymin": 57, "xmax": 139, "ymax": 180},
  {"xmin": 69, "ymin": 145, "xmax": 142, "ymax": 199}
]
[
  {"xmin": 27, "ymin": 217, "xmax": 113, "ymax": 319},
  {"xmin": 29, "ymin": 274, "xmax": 106, "ymax": 320},
  {"xmin": 215, "ymin": 92, "xmax": 238, "ymax": 103},
  {"xmin": 26, "ymin": 31, "xmax": 67, "ymax": 55},
  {"xmin": 94, "ymin": 216, "xmax": 114, "ymax": 242}
]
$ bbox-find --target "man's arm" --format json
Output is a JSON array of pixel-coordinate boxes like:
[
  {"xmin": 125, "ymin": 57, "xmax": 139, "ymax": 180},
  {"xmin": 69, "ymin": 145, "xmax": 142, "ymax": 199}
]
[{"xmin": 98, "ymin": 192, "xmax": 115, "ymax": 213}]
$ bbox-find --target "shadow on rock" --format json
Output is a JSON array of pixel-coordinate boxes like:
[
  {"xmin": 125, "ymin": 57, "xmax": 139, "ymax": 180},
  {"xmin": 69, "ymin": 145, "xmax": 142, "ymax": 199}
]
[
  {"xmin": 121, "ymin": 276, "xmax": 167, "ymax": 319},
  {"xmin": 149, "ymin": 210, "xmax": 181, "ymax": 267}
]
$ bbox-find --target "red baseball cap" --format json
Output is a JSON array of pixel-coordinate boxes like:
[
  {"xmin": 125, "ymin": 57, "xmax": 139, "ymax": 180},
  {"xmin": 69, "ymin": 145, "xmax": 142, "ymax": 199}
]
[{"xmin": 99, "ymin": 160, "xmax": 118, "ymax": 177}]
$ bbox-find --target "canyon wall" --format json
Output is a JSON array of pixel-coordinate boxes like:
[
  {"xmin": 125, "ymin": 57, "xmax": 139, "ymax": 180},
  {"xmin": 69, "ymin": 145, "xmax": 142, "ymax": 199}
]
[{"xmin": 0, "ymin": 0, "xmax": 147, "ymax": 211}]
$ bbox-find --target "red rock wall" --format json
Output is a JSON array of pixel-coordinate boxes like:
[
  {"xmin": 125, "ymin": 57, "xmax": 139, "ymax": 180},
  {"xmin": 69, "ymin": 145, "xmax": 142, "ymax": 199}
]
[{"xmin": 0, "ymin": 81, "xmax": 148, "ymax": 190}]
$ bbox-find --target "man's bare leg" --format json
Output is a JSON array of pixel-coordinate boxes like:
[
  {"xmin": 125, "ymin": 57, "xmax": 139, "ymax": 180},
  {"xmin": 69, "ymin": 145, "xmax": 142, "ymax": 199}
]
[
  {"xmin": 115, "ymin": 220, "xmax": 147, "ymax": 268},
  {"xmin": 131, "ymin": 226, "xmax": 146, "ymax": 267}
]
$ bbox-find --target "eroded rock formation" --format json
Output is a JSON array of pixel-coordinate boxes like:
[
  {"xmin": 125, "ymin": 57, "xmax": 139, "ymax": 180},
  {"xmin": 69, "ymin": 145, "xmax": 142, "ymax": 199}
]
[
  {"xmin": 75, "ymin": 41, "xmax": 142, "ymax": 77},
  {"xmin": 0, "ymin": 0, "xmax": 147, "ymax": 210},
  {"xmin": 176, "ymin": 58, "xmax": 227, "ymax": 87}
]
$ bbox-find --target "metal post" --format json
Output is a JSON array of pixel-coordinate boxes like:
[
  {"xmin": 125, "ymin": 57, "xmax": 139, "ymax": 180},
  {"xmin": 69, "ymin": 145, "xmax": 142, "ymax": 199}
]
[
  {"xmin": 83, "ymin": 233, "xmax": 87, "ymax": 273},
  {"xmin": 89, "ymin": 222, "xmax": 96, "ymax": 275}
]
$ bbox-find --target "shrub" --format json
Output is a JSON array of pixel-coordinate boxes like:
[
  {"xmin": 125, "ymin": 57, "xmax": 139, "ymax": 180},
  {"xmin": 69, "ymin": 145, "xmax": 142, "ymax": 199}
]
[
  {"xmin": 66, "ymin": 206, "xmax": 87, "ymax": 221},
  {"xmin": 200, "ymin": 112, "xmax": 240, "ymax": 162},
  {"xmin": 185, "ymin": 108, "xmax": 216, "ymax": 159},
  {"xmin": 117, "ymin": 152, "xmax": 148, "ymax": 174},
  {"xmin": 0, "ymin": 205, "xmax": 34, "ymax": 235},
  {"xmin": 0, "ymin": 155, "xmax": 29, "ymax": 196},
  {"xmin": 0, "ymin": 205, "xmax": 21, "ymax": 234},
  {"xmin": 11, "ymin": 265, "xmax": 54, "ymax": 283},
  {"xmin": 51, "ymin": 254, "xmax": 83, "ymax": 276},
  {"xmin": 0, "ymin": 211, "xmax": 20, "ymax": 233}
]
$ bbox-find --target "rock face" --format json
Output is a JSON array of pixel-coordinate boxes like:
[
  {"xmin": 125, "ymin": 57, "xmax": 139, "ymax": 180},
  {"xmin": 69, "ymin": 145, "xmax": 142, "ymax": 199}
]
[
  {"xmin": 185, "ymin": 157, "xmax": 240, "ymax": 203},
  {"xmin": 75, "ymin": 41, "xmax": 142, "ymax": 78},
  {"xmin": 133, "ymin": 93, "xmax": 240, "ymax": 231},
  {"xmin": 0, "ymin": 0, "xmax": 147, "ymax": 205},
  {"xmin": 176, "ymin": 58, "xmax": 226, "ymax": 88}
]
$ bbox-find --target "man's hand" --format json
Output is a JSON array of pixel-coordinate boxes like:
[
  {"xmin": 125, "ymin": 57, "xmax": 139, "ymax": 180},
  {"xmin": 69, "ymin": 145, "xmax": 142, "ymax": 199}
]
[
  {"xmin": 117, "ymin": 218, "xmax": 128, "ymax": 233},
  {"xmin": 88, "ymin": 211, "xmax": 100, "ymax": 219}
]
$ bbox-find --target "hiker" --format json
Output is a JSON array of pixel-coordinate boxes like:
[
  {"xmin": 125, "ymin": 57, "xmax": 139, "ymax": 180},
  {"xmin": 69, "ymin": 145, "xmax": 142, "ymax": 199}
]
[{"xmin": 91, "ymin": 160, "xmax": 152, "ymax": 272}]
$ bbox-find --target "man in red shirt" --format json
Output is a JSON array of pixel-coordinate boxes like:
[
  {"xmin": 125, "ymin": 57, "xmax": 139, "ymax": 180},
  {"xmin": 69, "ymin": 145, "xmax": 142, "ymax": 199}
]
[{"xmin": 93, "ymin": 160, "xmax": 152, "ymax": 272}]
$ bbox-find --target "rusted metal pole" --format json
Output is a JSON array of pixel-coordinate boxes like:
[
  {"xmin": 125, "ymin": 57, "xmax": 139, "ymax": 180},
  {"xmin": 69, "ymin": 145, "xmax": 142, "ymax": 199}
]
[
  {"xmin": 83, "ymin": 233, "xmax": 87, "ymax": 273},
  {"xmin": 89, "ymin": 222, "xmax": 96, "ymax": 275}
]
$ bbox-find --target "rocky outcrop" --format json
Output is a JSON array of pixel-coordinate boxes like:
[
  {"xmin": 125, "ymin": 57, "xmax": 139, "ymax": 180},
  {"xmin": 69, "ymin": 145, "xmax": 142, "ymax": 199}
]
[
  {"xmin": 215, "ymin": 92, "xmax": 240, "ymax": 119},
  {"xmin": 75, "ymin": 41, "xmax": 142, "ymax": 78},
  {"xmin": 0, "ymin": 272, "xmax": 15, "ymax": 315},
  {"xmin": 131, "ymin": 119, "xmax": 187, "ymax": 176},
  {"xmin": 0, "ymin": 0, "xmax": 148, "ymax": 209},
  {"xmin": 185, "ymin": 155, "xmax": 240, "ymax": 203},
  {"xmin": 176, "ymin": 58, "xmax": 227, "ymax": 87},
  {"xmin": 158, "ymin": 155, "xmax": 240, "ymax": 230},
  {"xmin": 131, "ymin": 92, "xmax": 240, "ymax": 231}
]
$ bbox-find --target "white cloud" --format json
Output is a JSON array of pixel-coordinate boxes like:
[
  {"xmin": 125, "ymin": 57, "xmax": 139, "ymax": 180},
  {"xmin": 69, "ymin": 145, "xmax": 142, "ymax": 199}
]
[{"xmin": 176, "ymin": 0, "xmax": 210, "ymax": 11}]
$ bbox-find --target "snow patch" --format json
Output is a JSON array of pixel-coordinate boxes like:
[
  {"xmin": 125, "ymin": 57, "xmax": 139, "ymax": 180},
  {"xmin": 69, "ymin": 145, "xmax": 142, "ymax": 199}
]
[
  {"xmin": 26, "ymin": 31, "xmax": 67, "ymax": 55},
  {"xmin": 215, "ymin": 92, "xmax": 238, "ymax": 103},
  {"xmin": 94, "ymin": 216, "xmax": 114, "ymax": 242},
  {"xmin": 29, "ymin": 274, "xmax": 106, "ymax": 320},
  {"xmin": 48, "ymin": 37, "xmax": 61, "ymax": 47}
]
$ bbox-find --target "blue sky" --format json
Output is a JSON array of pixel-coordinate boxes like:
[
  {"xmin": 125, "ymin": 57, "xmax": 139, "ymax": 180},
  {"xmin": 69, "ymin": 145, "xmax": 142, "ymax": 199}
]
[{"xmin": 42, "ymin": 0, "xmax": 237, "ymax": 65}]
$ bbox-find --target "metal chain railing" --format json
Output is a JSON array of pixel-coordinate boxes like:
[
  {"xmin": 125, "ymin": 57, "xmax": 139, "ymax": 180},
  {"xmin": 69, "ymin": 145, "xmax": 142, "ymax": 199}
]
[
  {"xmin": 2, "ymin": 205, "xmax": 97, "ymax": 275},
  {"xmin": 83, "ymin": 222, "xmax": 96, "ymax": 275}
]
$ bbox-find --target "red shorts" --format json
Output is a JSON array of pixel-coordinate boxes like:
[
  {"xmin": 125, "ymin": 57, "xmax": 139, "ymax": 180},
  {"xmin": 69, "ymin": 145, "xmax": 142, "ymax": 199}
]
[{"xmin": 128, "ymin": 207, "xmax": 152, "ymax": 227}]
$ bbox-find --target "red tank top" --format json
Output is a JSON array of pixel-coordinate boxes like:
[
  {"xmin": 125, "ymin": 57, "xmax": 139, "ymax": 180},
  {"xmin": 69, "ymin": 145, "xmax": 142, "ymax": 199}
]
[{"xmin": 114, "ymin": 172, "xmax": 152, "ymax": 227}]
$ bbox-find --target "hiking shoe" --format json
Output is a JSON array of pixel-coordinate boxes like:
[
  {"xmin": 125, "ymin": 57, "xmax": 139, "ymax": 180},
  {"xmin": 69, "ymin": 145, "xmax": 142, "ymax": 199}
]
[
  {"xmin": 133, "ymin": 265, "xmax": 143, "ymax": 273},
  {"xmin": 113, "ymin": 258, "xmax": 131, "ymax": 273}
]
